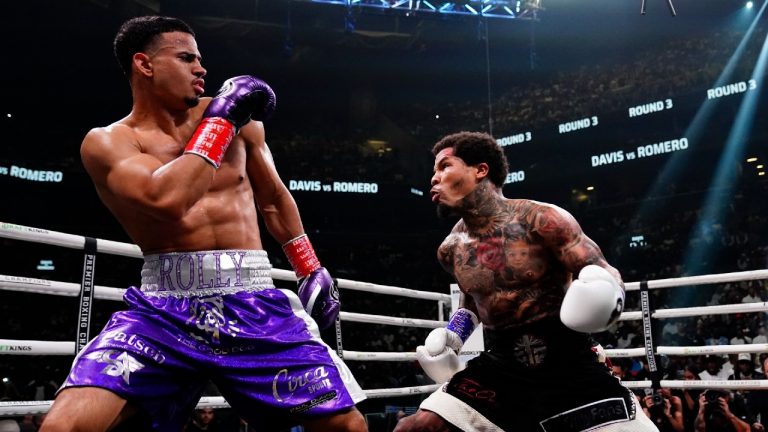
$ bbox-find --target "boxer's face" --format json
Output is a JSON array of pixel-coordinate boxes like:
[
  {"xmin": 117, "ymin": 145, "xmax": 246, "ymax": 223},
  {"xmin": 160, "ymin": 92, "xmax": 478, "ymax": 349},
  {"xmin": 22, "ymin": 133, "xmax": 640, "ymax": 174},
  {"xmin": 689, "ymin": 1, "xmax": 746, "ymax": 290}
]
[
  {"xmin": 196, "ymin": 408, "xmax": 214, "ymax": 424},
  {"xmin": 431, "ymin": 147, "xmax": 480, "ymax": 217},
  {"xmin": 144, "ymin": 32, "xmax": 206, "ymax": 108}
]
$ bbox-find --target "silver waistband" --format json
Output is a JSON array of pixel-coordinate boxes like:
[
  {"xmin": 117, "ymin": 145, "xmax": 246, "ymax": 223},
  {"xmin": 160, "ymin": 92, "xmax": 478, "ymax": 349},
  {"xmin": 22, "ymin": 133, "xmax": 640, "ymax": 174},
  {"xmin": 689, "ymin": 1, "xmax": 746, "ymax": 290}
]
[{"xmin": 140, "ymin": 250, "xmax": 275, "ymax": 298}]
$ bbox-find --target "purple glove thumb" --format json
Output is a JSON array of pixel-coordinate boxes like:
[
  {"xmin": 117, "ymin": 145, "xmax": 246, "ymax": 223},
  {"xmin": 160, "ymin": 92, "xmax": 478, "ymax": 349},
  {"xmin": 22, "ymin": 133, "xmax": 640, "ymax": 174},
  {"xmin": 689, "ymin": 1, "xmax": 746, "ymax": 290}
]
[{"xmin": 298, "ymin": 267, "xmax": 340, "ymax": 330}]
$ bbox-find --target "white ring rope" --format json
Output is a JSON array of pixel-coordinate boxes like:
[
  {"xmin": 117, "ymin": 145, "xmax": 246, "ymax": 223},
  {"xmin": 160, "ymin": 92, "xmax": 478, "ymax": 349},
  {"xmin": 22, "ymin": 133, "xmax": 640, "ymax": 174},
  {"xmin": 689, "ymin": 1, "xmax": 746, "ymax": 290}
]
[
  {"xmin": 0, "ymin": 275, "xmax": 445, "ymax": 329},
  {"xmin": 341, "ymin": 350, "xmax": 418, "ymax": 361},
  {"xmin": 0, "ymin": 222, "xmax": 142, "ymax": 258},
  {"xmin": 0, "ymin": 340, "xmax": 422, "ymax": 362},
  {"xmin": 340, "ymin": 312, "xmax": 443, "ymax": 328},
  {"xmin": 0, "ymin": 275, "xmax": 126, "ymax": 301},
  {"xmin": 622, "ymin": 380, "xmax": 768, "ymax": 390},
  {"xmin": 6, "ymin": 273, "xmax": 768, "ymax": 324},
  {"xmin": 336, "ymin": 278, "xmax": 450, "ymax": 302},
  {"xmin": 0, "ymin": 340, "xmax": 75, "ymax": 356},
  {"xmin": 6, "ymin": 339, "xmax": 767, "ymax": 361},
  {"xmin": 618, "ymin": 302, "xmax": 768, "ymax": 321},
  {"xmin": 605, "ymin": 343, "xmax": 768, "ymax": 358},
  {"xmin": 624, "ymin": 269, "xmax": 768, "ymax": 291}
]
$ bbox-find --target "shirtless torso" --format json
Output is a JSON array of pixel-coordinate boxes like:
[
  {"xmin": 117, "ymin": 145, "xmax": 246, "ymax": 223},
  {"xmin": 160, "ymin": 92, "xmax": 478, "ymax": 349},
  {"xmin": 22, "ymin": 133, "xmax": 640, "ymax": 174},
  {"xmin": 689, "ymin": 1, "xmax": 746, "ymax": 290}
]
[
  {"xmin": 438, "ymin": 198, "xmax": 619, "ymax": 330},
  {"xmin": 81, "ymin": 100, "xmax": 269, "ymax": 253}
]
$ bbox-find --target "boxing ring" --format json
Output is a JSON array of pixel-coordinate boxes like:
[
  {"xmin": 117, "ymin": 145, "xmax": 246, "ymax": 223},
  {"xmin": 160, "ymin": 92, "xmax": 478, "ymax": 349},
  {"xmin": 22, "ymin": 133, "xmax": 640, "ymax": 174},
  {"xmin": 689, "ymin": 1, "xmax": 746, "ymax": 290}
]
[{"xmin": 2, "ymin": 221, "xmax": 768, "ymax": 416}]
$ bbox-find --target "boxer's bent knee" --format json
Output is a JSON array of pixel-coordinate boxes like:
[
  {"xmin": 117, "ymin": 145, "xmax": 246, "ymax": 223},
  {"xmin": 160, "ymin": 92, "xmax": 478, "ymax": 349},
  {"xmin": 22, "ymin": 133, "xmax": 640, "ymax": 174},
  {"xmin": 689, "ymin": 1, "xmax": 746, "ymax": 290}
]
[
  {"xmin": 40, "ymin": 387, "xmax": 133, "ymax": 432},
  {"xmin": 303, "ymin": 407, "xmax": 367, "ymax": 432},
  {"xmin": 393, "ymin": 409, "xmax": 456, "ymax": 432}
]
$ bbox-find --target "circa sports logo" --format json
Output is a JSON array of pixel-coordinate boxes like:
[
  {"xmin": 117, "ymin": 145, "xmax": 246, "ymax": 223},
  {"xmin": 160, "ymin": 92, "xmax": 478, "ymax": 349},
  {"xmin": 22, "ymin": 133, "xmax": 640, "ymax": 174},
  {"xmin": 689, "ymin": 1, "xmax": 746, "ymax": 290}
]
[{"xmin": 272, "ymin": 366, "xmax": 333, "ymax": 403}]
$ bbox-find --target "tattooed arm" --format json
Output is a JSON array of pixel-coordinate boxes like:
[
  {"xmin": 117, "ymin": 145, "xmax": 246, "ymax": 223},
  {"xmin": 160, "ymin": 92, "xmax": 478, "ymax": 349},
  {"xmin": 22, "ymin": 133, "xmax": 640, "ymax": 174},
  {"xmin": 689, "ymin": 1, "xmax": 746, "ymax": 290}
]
[
  {"xmin": 532, "ymin": 202, "xmax": 625, "ymax": 333},
  {"xmin": 437, "ymin": 228, "xmax": 480, "ymax": 317},
  {"xmin": 531, "ymin": 203, "xmax": 623, "ymax": 288},
  {"xmin": 415, "ymin": 230, "xmax": 481, "ymax": 383}
]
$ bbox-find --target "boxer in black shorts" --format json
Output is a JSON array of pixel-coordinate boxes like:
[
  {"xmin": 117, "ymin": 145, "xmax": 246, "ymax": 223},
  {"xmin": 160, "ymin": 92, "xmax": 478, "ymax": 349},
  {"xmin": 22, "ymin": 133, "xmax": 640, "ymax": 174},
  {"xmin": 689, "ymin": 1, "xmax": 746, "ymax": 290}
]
[{"xmin": 395, "ymin": 132, "xmax": 658, "ymax": 432}]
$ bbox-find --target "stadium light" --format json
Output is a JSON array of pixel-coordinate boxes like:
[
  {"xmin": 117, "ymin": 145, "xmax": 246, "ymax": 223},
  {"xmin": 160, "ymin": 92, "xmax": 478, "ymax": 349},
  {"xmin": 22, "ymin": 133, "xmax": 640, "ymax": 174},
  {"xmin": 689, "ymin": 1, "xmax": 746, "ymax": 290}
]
[
  {"xmin": 747, "ymin": 1, "xmax": 754, "ymax": 9},
  {"xmin": 641, "ymin": 0, "xmax": 676, "ymax": 16},
  {"xmin": 303, "ymin": 0, "xmax": 535, "ymax": 20},
  {"xmin": 682, "ymin": 17, "xmax": 768, "ymax": 275}
]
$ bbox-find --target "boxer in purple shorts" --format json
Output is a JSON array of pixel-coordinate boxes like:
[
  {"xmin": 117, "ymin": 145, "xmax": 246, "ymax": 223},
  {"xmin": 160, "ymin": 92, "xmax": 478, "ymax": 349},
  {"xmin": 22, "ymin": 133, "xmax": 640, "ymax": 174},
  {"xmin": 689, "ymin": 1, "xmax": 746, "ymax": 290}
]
[{"xmin": 40, "ymin": 16, "xmax": 367, "ymax": 432}]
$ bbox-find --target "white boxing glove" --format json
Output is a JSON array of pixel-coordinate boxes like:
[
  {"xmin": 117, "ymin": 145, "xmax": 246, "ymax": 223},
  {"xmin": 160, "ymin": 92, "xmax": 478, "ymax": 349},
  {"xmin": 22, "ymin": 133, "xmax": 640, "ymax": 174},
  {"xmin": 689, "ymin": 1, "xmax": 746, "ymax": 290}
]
[
  {"xmin": 560, "ymin": 265, "xmax": 624, "ymax": 333},
  {"xmin": 416, "ymin": 308, "xmax": 478, "ymax": 383}
]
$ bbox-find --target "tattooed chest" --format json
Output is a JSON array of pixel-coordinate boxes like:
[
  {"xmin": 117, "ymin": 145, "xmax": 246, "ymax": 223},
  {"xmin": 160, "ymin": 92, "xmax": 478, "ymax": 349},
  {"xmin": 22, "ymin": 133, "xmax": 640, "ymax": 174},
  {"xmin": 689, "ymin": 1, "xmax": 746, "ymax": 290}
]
[
  {"xmin": 451, "ymin": 234, "xmax": 551, "ymax": 289},
  {"xmin": 440, "ymin": 224, "xmax": 567, "ymax": 324}
]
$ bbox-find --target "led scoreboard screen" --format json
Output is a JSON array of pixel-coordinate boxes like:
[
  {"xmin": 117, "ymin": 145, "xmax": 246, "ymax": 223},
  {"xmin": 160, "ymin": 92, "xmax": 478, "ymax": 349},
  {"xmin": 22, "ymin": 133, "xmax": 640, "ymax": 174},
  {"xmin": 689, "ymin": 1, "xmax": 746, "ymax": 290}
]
[{"xmin": 494, "ymin": 77, "xmax": 763, "ymax": 197}]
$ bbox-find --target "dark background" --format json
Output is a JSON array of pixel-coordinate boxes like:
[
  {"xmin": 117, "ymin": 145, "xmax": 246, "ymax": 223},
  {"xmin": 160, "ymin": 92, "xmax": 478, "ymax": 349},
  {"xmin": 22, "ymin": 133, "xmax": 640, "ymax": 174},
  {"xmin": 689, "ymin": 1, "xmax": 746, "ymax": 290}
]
[{"xmin": 1, "ymin": 0, "xmax": 767, "ymax": 426}]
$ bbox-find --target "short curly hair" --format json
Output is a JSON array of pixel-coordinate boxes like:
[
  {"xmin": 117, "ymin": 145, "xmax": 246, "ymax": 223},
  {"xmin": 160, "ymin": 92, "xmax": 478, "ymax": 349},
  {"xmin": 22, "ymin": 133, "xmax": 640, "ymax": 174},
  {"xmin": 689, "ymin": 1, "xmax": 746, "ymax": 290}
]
[
  {"xmin": 432, "ymin": 131, "xmax": 509, "ymax": 187},
  {"xmin": 114, "ymin": 16, "xmax": 195, "ymax": 78}
]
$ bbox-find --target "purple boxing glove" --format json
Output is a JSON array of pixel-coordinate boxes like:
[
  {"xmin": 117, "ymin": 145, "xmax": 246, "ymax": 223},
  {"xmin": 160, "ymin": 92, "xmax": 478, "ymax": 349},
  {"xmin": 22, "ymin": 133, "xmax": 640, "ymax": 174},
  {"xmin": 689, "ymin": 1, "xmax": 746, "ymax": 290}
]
[
  {"xmin": 298, "ymin": 267, "xmax": 340, "ymax": 330},
  {"xmin": 185, "ymin": 75, "xmax": 276, "ymax": 168},
  {"xmin": 205, "ymin": 75, "xmax": 276, "ymax": 128}
]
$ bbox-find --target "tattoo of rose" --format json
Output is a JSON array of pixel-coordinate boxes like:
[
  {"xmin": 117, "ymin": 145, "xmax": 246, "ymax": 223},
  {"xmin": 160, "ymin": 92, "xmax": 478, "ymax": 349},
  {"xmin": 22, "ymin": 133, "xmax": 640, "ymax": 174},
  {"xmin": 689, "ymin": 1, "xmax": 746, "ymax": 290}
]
[{"xmin": 477, "ymin": 238, "xmax": 504, "ymax": 272}]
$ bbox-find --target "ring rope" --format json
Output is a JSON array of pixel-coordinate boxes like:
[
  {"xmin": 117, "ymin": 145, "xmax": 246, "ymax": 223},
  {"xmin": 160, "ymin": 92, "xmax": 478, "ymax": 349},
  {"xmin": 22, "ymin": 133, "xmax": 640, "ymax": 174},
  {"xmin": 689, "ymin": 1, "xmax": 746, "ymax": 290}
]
[
  {"xmin": 6, "ymin": 274, "xmax": 768, "ymax": 323},
  {"xmin": 340, "ymin": 311, "xmax": 443, "ymax": 328},
  {"xmin": 605, "ymin": 343, "xmax": 768, "ymax": 358},
  {"xmin": 341, "ymin": 350, "xmax": 418, "ymax": 361},
  {"xmin": 0, "ymin": 275, "xmax": 127, "ymax": 300},
  {"xmin": 0, "ymin": 340, "xmax": 422, "ymax": 361},
  {"xmin": 0, "ymin": 274, "xmax": 445, "ymax": 328},
  {"xmin": 624, "ymin": 269, "xmax": 768, "ymax": 291},
  {"xmin": 335, "ymin": 278, "xmax": 450, "ymax": 302},
  {"xmin": 618, "ymin": 302, "xmax": 768, "ymax": 321},
  {"xmin": 0, "ymin": 222, "xmax": 142, "ymax": 258},
  {"xmin": 5, "ymin": 339, "xmax": 766, "ymax": 361},
  {"xmin": 622, "ymin": 380, "xmax": 768, "ymax": 390}
]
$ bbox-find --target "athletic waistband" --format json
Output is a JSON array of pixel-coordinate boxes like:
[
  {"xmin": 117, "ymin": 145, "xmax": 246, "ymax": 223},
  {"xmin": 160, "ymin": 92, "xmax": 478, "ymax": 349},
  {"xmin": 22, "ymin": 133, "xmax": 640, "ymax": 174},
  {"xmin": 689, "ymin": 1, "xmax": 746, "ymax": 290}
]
[
  {"xmin": 140, "ymin": 250, "xmax": 275, "ymax": 297},
  {"xmin": 484, "ymin": 316, "xmax": 591, "ymax": 354}
]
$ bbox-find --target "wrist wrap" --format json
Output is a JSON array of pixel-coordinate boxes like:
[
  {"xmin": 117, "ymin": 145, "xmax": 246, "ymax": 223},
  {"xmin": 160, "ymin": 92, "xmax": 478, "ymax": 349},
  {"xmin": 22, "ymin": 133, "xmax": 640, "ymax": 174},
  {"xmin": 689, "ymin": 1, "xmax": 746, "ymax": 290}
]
[
  {"xmin": 283, "ymin": 234, "xmax": 321, "ymax": 278},
  {"xmin": 446, "ymin": 308, "xmax": 478, "ymax": 343},
  {"xmin": 184, "ymin": 117, "xmax": 236, "ymax": 168}
]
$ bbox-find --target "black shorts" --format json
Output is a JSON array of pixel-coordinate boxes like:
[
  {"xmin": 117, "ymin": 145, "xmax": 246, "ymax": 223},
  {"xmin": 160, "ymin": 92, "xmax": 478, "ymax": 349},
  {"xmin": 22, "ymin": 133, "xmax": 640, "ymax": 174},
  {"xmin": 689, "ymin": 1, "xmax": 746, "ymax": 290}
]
[{"xmin": 421, "ymin": 317, "xmax": 636, "ymax": 431}]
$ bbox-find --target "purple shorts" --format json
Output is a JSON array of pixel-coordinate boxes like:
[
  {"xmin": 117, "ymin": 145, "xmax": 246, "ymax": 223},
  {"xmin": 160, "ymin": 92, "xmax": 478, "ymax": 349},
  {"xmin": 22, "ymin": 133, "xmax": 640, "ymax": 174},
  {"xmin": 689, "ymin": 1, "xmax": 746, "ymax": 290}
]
[{"xmin": 61, "ymin": 250, "xmax": 365, "ymax": 431}]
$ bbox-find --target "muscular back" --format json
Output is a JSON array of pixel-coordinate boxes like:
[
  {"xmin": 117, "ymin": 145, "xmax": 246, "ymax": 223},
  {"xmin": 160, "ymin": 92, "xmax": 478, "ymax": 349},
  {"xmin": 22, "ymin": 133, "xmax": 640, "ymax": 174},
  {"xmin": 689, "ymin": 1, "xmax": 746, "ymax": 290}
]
[
  {"xmin": 438, "ymin": 199, "xmax": 615, "ymax": 330},
  {"xmin": 82, "ymin": 100, "xmax": 264, "ymax": 253}
]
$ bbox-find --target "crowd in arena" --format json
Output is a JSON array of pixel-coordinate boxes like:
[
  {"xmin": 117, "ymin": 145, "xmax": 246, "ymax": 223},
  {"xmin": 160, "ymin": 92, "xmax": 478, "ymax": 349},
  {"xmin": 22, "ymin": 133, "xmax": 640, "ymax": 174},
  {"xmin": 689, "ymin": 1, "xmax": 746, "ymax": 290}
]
[{"xmin": 394, "ymin": 26, "xmax": 765, "ymax": 141}]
